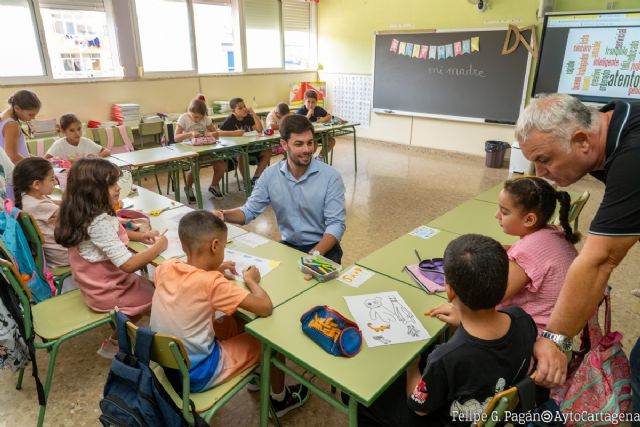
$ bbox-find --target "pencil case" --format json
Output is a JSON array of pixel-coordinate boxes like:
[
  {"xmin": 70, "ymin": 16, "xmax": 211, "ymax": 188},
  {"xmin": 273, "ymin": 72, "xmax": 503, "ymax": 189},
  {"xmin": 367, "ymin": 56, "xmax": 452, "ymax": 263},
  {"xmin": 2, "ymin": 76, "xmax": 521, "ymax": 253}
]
[
  {"xmin": 299, "ymin": 255, "xmax": 342, "ymax": 282},
  {"xmin": 190, "ymin": 136, "xmax": 217, "ymax": 146},
  {"xmin": 300, "ymin": 305, "xmax": 362, "ymax": 357}
]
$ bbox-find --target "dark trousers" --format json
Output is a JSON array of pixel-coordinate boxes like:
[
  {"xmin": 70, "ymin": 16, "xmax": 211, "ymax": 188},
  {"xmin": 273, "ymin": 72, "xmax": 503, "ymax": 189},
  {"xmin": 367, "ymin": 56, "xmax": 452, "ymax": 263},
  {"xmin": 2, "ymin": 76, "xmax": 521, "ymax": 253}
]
[{"xmin": 281, "ymin": 241, "xmax": 343, "ymax": 264}]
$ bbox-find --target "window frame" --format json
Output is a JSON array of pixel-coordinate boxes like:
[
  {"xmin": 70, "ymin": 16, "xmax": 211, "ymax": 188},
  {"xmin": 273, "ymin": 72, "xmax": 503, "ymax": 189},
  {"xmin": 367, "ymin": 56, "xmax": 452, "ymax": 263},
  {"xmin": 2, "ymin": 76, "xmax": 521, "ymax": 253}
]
[{"xmin": 0, "ymin": 0, "xmax": 317, "ymax": 85}]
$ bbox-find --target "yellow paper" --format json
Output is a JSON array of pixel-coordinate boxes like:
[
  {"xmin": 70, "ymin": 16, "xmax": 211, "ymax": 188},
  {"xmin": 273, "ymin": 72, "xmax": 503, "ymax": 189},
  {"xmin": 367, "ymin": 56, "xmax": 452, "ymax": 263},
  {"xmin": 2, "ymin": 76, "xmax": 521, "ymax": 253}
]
[
  {"xmin": 471, "ymin": 37, "xmax": 480, "ymax": 52},
  {"xmin": 398, "ymin": 42, "xmax": 407, "ymax": 55},
  {"xmin": 412, "ymin": 44, "xmax": 421, "ymax": 58}
]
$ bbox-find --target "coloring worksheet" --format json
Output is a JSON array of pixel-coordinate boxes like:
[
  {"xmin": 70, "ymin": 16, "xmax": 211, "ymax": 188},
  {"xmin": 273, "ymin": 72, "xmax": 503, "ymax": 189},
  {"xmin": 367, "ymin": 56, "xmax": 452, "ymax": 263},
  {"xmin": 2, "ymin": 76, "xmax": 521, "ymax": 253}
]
[
  {"xmin": 344, "ymin": 291, "xmax": 430, "ymax": 347},
  {"xmin": 224, "ymin": 248, "xmax": 280, "ymax": 282}
]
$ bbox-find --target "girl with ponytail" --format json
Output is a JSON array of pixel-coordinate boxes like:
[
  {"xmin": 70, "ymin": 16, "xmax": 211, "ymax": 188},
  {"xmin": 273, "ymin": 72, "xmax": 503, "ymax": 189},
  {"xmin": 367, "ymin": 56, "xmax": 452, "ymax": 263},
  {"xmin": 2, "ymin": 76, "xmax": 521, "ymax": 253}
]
[
  {"xmin": 430, "ymin": 176, "xmax": 580, "ymax": 334},
  {"xmin": 1, "ymin": 90, "xmax": 41, "ymax": 163}
]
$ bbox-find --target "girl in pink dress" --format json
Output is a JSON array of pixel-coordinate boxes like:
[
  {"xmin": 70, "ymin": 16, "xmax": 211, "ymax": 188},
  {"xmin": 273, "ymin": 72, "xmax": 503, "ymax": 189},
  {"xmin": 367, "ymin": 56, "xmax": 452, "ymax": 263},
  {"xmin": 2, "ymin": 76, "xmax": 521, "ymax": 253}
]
[{"xmin": 54, "ymin": 158, "xmax": 167, "ymax": 357}]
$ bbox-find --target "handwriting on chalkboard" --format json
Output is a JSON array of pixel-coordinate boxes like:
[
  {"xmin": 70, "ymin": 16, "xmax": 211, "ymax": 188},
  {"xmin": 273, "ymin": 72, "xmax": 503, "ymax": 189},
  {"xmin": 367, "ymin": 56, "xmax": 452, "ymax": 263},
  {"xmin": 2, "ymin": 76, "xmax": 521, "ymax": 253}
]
[{"xmin": 428, "ymin": 64, "xmax": 486, "ymax": 78}]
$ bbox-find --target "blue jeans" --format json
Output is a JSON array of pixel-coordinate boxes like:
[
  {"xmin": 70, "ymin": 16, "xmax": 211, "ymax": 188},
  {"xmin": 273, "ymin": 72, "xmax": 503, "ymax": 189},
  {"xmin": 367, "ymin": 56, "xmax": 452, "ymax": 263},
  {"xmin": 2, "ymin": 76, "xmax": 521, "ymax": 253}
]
[{"xmin": 632, "ymin": 337, "xmax": 640, "ymax": 427}]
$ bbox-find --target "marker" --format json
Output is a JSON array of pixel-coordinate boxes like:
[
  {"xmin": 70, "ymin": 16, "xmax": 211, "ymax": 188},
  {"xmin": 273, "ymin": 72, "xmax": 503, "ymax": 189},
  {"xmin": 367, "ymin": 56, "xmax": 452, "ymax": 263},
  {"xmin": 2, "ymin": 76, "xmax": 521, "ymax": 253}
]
[
  {"xmin": 383, "ymin": 110, "xmax": 394, "ymax": 114},
  {"xmin": 484, "ymin": 119, "xmax": 515, "ymax": 125}
]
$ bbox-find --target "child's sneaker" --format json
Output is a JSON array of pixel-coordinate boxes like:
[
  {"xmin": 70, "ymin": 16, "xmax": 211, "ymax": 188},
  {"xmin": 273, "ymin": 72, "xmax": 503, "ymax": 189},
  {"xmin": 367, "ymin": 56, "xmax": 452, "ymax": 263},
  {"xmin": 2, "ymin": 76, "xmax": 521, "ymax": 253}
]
[
  {"xmin": 208, "ymin": 185, "xmax": 223, "ymax": 199},
  {"xmin": 97, "ymin": 337, "xmax": 119, "ymax": 359},
  {"xmin": 184, "ymin": 186, "xmax": 196, "ymax": 203},
  {"xmin": 270, "ymin": 384, "xmax": 310, "ymax": 417},
  {"xmin": 246, "ymin": 375, "xmax": 260, "ymax": 392}
]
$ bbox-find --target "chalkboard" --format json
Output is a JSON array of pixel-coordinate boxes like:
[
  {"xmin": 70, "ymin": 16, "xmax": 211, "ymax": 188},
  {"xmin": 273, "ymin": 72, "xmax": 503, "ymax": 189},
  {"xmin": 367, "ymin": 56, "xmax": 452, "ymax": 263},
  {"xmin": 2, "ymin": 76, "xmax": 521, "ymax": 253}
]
[{"xmin": 373, "ymin": 29, "xmax": 531, "ymax": 124}]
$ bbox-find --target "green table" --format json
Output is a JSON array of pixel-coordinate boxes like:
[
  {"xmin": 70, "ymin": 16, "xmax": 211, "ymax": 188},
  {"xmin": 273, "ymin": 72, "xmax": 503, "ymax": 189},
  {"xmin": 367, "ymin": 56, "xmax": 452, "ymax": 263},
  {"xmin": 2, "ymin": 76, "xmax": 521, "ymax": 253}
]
[
  {"xmin": 313, "ymin": 122, "xmax": 359, "ymax": 171},
  {"xmin": 356, "ymin": 229, "xmax": 459, "ymax": 292},
  {"xmin": 246, "ymin": 270, "xmax": 445, "ymax": 427},
  {"xmin": 428, "ymin": 199, "xmax": 518, "ymax": 245},
  {"xmin": 121, "ymin": 186, "xmax": 184, "ymax": 214},
  {"xmin": 111, "ymin": 146, "xmax": 201, "ymax": 207},
  {"xmin": 105, "ymin": 155, "xmax": 131, "ymax": 168}
]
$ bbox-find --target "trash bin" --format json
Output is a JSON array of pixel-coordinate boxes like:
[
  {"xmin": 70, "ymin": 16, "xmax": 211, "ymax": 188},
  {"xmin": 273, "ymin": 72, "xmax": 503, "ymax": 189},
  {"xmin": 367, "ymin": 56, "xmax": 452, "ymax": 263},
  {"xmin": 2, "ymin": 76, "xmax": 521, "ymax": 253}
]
[{"xmin": 484, "ymin": 140, "xmax": 510, "ymax": 168}]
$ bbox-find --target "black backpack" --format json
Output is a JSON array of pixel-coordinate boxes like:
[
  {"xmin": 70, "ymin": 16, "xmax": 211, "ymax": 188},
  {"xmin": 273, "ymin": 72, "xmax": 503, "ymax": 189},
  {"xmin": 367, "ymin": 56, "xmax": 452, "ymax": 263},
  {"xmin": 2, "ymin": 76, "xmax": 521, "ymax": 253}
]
[{"xmin": 99, "ymin": 312, "xmax": 207, "ymax": 427}]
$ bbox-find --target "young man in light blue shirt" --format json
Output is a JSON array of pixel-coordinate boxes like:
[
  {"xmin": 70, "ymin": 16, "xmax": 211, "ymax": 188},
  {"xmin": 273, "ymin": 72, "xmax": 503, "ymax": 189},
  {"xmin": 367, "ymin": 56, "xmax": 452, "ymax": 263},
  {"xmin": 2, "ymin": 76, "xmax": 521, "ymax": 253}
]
[{"xmin": 214, "ymin": 115, "xmax": 346, "ymax": 263}]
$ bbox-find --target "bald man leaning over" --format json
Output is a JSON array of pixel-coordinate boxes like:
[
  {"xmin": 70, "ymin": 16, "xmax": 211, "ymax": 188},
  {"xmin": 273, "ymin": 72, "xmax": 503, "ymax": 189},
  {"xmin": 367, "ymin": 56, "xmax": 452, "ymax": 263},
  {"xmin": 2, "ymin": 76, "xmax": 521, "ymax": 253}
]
[{"xmin": 516, "ymin": 93, "xmax": 640, "ymax": 420}]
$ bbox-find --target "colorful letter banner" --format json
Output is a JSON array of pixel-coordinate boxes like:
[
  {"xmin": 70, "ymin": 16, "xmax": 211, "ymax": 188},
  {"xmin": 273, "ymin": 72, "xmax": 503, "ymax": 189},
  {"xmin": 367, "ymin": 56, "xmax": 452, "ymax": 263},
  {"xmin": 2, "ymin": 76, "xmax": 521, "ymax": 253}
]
[
  {"xmin": 412, "ymin": 44, "xmax": 421, "ymax": 58},
  {"xmin": 419, "ymin": 45, "xmax": 428, "ymax": 59},
  {"xmin": 405, "ymin": 42, "xmax": 414, "ymax": 56},
  {"xmin": 454, "ymin": 41, "xmax": 462, "ymax": 56},
  {"xmin": 398, "ymin": 42, "xmax": 406, "ymax": 55},
  {"xmin": 391, "ymin": 36, "xmax": 481, "ymax": 61},
  {"xmin": 462, "ymin": 39, "xmax": 471, "ymax": 54},
  {"xmin": 445, "ymin": 44, "xmax": 453, "ymax": 58},
  {"xmin": 437, "ymin": 45, "xmax": 445, "ymax": 60},
  {"xmin": 429, "ymin": 45, "xmax": 436, "ymax": 59},
  {"xmin": 390, "ymin": 38, "xmax": 399, "ymax": 53},
  {"xmin": 471, "ymin": 37, "xmax": 480, "ymax": 52}
]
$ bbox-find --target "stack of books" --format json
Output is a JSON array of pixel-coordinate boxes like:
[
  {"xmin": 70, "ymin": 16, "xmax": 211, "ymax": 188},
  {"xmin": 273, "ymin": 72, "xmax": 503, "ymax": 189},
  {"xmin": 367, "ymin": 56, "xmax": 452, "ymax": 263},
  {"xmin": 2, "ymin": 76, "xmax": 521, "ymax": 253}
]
[{"xmin": 111, "ymin": 103, "xmax": 141, "ymax": 126}]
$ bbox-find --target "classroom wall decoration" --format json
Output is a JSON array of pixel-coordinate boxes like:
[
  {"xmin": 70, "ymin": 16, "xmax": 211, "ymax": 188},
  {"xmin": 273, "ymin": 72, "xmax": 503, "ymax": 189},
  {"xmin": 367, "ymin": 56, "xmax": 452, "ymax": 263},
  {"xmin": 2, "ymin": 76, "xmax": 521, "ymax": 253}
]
[
  {"xmin": 320, "ymin": 73, "xmax": 372, "ymax": 127},
  {"xmin": 290, "ymin": 81, "xmax": 327, "ymax": 108},
  {"xmin": 373, "ymin": 29, "xmax": 531, "ymax": 124}
]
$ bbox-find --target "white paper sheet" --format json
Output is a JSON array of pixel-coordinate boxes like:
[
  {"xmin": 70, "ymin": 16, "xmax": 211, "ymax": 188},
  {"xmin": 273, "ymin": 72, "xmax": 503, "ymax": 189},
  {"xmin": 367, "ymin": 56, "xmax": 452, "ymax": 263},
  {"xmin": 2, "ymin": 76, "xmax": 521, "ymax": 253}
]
[
  {"xmin": 337, "ymin": 266, "xmax": 374, "ymax": 288},
  {"xmin": 344, "ymin": 291, "xmax": 430, "ymax": 347},
  {"xmin": 408, "ymin": 225, "xmax": 439, "ymax": 240},
  {"xmin": 224, "ymin": 248, "xmax": 280, "ymax": 282}
]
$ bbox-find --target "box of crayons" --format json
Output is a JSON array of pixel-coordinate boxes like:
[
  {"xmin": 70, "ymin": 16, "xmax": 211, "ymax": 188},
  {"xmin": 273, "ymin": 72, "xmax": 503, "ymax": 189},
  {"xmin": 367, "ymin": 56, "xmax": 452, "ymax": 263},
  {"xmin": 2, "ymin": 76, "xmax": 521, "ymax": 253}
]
[{"xmin": 299, "ymin": 255, "xmax": 342, "ymax": 282}]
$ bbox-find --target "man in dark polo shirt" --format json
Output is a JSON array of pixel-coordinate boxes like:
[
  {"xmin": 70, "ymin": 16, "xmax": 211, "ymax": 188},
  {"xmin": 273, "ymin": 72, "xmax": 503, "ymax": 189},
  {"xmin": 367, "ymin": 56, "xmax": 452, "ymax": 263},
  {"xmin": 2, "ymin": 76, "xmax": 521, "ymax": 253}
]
[{"xmin": 515, "ymin": 93, "xmax": 640, "ymax": 422}]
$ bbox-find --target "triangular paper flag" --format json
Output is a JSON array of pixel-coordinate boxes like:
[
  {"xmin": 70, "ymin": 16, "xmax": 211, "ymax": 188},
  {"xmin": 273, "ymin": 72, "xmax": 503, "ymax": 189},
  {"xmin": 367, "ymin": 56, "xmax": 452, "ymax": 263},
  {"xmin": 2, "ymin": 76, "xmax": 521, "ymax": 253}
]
[
  {"xmin": 437, "ymin": 45, "xmax": 445, "ymax": 60},
  {"xmin": 412, "ymin": 44, "xmax": 420, "ymax": 58},
  {"xmin": 445, "ymin": 44, "xmax": 453, "ymax": 58},
  {"xmin": 398, "ymin": 42, "xmax": 406, "ymax": 55},
  {"xmin": 462, "ymin": 39, "xmax": 471, "ymax": 54},
  {"xmin": 471, "ymin": 37, "xmax": 480, "ymax": 52},
  {"xmin": 390, "ymin": 38, "xmax": 399, "ymax": 53},
  {"xmin": 405, "ymin": 42, "xmax": 414, "ymax": 56},
  {"xmin": 419, "ymin": 45, "xmax": 428, "ymax": 59},
  {"xmin": 454, "ymin": 41, "xmax": 462, "ymax": 56},
  {"xmin": 429, "ymin": 45, "xmax": 437, "ymax": 59}
]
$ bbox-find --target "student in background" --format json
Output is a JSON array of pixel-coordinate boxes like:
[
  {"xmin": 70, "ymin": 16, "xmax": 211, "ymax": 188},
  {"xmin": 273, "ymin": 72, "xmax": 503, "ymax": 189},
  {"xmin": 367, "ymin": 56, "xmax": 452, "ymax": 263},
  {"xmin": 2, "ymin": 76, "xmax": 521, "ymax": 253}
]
[
  {"xmin": 175, "ymin": 95, "xmax": 232, "ymax": 202},
  {"xmin": 296, "ymin": 90, "xmax": 335, "ymax": 160},
  {"xmin": 45, "ymin": 113, "xmax": 110, "ymax": 160},
  {"xmin": 430, "ymin": 176, "xmax": 579, "ymax": 334},
  {"xmin": 151, "ymin": 210, "xmax": 309, "ymax": 417},
  {"xmin": 266, "ymin": 103, "xmax": 290, "ymax": 131},
  {"xmin": 0, "ymin": 90, "xmax": 40, "ymax": 163},
  {"xmin": 215, "ymin": 115, "xmax": 346, "ymax": 264},
  {"xmin": 358, "ymin": 234, "xmax": 537, "ymax": 426},
  {"xmin": 55, "ymin": 158, "xmax": 167, "ymax": 358},
  {"xmin": 219, "ymin": 97, "xmax": 271, "ymax": 190},
  {"xmin": 13, "ymin": 157, "xmax": 69, "ymax": 269}
]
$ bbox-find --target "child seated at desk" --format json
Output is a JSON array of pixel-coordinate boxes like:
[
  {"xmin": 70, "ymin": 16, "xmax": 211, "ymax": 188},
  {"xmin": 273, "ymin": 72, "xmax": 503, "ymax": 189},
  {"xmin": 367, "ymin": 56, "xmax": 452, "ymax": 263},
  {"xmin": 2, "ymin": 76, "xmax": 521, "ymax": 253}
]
[
  {"xmin": 219, "ymin": 97, "xmax": 271, "ymax": 189},
  {"xmin": 13, "ymin": 157, "xmax": 69, "ymax": 269},
  {"xmin": 175, "ymin": 95, "xmax": 233, "ymax": 202},
  {"xmin": 150, "ymin": 210, "xmax": 309, "ymax": 416},
  {"xmin": 430, "ymin": 177, "xmax": 579, "ymax": 334},
  {"xmin": 266, "ymin": 102, "xmax": 290, "ymax": 131},
  {"xmin": 296, "ymin": 89, "xmax": 335, "ymax": 160},
  {"xmin": 358, "ymin": 234, "xmax": 537, "ymax": 426},
  {"xmin": 45, "ymin": 113, "xmax": 110, "ymax": 160}
]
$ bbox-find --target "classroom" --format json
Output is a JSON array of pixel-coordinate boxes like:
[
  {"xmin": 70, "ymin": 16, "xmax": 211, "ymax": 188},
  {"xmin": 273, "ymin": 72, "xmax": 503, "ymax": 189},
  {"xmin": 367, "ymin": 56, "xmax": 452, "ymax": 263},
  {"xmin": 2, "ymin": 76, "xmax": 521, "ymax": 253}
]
[{"xmin": 1, "ymin": 0, "xmax": 640, "ymax": 425}]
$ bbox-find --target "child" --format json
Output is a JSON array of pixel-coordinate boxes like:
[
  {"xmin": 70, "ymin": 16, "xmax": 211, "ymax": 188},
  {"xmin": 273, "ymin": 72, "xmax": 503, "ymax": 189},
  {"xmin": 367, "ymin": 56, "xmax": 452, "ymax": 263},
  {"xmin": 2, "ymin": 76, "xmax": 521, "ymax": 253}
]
[
  {"xmin": 358, "ymin": 234, "xmax": 537, "ymax": 426},
  {"xmin": 296, "ymin": 90, "xmax": 335, "ymax": 159},
  {"xmin": 54, "ymin": 158, "xmax": 167, "ymax": 358},
  {"xmin": 0, "ymin": 90, "xmax": 40, "ymax": 164},
  {"xmin": 219, "ymin": 97, "xmax": 271, "ymax": 188},
  {"xmin": 45, "ymin": 113, "xmax": 110, "ymax": 160},
  {"xmin": 266, "ymin": 102, "xmax": 290, "ymax": 131},
  {"xmin": 150, "ymin": 210, "xmax": 309, "ymax": 416},
  {"xmin": 176, "ymin": 95, "xmax": 233, "ymax": 201},
  {"xmin": 13, "ymin": 157, "xmax": 69, "ymax": 269},
  {"xmin": 431, "ymin": 177, "xmax": 579, "ymax": 334}
]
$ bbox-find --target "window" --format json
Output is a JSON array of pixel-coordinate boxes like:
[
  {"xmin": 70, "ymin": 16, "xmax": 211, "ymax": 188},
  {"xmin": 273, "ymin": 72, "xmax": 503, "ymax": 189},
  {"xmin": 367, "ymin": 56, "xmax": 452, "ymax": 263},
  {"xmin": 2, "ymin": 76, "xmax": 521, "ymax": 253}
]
[
  {"xmin": 282, "ymin": 0, "xmax": 312, "ymax": 70},
  {"xmin": 193, "ymin": 0, "xmax": 241, "ymax": 73},
  {"xmin": 0, "ymin": 0, "xmax": 45, "ymax": 77},
  {"xmin": 244, "ymin": 0, "xmax": 282, "ymax": 69},
  {"xmin": 134, "ymin": 0, "xmax": 193, "ymax": 73},
  {"xmin": 39, "ymin": 0, "xmax": 122, "ymax": 79}
]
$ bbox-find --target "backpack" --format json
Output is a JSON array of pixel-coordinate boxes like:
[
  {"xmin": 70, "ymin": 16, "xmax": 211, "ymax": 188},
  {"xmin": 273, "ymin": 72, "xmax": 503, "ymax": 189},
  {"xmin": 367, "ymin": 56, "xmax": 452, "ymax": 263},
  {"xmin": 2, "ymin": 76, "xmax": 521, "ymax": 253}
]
[
  {"xmin": 100, "ymin": 312, "xmax": 207, "ymax": 427},
  {"xmin": 0, "ymin": 200, "xmax": 54, "ymax": 303},
  {"xmin": 0, "ymin": 267, "xmax": 46, "ymax": 405},
  {"xmin": 550, "ymin": 292, "xmax": 632, "ymax": 426}
]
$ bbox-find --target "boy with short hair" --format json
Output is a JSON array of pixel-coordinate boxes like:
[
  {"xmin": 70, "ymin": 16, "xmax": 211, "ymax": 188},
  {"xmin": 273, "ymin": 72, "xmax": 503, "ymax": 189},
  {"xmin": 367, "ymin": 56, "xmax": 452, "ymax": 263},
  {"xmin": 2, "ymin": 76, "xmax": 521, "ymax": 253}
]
[
  {"xmin": 358, "ymin": 234, "xmax": 537, "ymax": 426},
  {"xmin": 150, "ymin": 210, "xmax": 309, "ymax": 415},
  {"xmin": 219, "ymin": 97, "xmax": 271, "ymax": 188},
  {"xmin": 296, "ymin": 89, "xmax": 335, "ymax": 159}
]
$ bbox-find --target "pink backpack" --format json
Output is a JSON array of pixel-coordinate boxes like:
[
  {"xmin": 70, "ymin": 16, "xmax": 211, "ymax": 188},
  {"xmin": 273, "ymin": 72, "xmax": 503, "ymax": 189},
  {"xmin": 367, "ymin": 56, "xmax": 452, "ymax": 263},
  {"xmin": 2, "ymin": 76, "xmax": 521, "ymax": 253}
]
[{"xmin": 551, "ymin": 291, "xmax": 631, "ymax": 426}]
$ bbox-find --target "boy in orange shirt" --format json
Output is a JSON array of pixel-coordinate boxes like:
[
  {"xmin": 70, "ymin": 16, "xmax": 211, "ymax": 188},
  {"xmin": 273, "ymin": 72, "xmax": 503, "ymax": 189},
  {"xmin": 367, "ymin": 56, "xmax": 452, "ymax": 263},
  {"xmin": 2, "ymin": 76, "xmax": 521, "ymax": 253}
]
[{"xmin": 150, "ymin": 210, "xmax": 309, "ymax": 416}]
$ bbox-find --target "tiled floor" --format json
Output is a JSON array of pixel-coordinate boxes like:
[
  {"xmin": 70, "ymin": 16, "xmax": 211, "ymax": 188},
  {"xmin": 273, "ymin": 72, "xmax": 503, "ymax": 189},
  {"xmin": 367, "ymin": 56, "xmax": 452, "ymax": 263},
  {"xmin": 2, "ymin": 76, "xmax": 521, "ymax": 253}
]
[{"xmin": 1, "ymin": 136, "xmax": 638, "ymax": 426}]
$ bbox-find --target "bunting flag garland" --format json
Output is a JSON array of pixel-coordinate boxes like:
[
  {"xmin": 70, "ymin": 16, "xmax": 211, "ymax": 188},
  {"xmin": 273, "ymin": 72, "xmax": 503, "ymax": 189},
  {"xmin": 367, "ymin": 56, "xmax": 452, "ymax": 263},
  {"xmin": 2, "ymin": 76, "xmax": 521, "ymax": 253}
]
[{"xmin": 389, "ymin": 36, "xmax": 481, "ymax": 62}]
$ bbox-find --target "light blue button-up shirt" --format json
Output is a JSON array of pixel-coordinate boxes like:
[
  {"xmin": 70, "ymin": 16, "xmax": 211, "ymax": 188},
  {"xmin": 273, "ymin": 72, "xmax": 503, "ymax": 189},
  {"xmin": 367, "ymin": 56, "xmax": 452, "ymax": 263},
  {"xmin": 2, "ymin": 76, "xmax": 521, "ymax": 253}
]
[{"xmin": 240, "ymin": 159, "xmax": 346, "ymax": 246}]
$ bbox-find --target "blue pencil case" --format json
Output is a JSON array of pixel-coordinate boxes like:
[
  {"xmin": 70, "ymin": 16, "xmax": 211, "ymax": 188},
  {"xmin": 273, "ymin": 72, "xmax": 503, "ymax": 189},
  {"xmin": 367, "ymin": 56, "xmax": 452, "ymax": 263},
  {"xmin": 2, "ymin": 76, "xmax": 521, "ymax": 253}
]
[{"xmin": 300, "ymin": 305, "xmax": 362, "ymax": 358}]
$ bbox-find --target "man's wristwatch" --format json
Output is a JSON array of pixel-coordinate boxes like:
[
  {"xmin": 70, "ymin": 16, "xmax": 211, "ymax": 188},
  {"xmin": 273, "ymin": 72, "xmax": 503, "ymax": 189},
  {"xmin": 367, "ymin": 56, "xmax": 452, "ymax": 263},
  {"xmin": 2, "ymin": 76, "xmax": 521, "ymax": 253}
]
[{"xmin": 541, "ymin": 330, "xmax": 572, "ymax": 352}]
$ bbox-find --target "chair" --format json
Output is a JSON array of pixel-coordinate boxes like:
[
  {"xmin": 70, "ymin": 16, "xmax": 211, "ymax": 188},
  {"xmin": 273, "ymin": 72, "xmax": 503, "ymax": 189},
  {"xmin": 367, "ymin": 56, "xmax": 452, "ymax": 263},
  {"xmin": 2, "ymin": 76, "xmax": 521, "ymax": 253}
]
[
  {"xmin": 138, "ymin": 121, "xmax": 165, "ymax": 148},
  {"xmin": 478, "ymin": 373, "xmax": 537, "ymax": 427},
  {"xmin": 26, "ymin": 137, "xmax": 56, "ymax": 157},
  {"xmin": 117, "ymin": 313, "xmax": 280, "ymax": 426},
  {"xmin": 0, "ymin": 257, "xmax": 111, "ymax": 427},
  {"xmin": 553, "ymin": 190, "xmax": 590, "ymax": 230},
  {"xmin": 18, "ymin": 211, "xmax": 71, "ymax": 294}
]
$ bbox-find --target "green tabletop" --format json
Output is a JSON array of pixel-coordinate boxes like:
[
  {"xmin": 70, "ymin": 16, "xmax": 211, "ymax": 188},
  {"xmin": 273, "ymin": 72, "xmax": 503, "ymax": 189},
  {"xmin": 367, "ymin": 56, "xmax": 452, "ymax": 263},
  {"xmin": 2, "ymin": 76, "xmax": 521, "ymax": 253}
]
[
  {"xmin": 226, "ymin": 239, "xmax": 319, "ymax": 318},
  {"xmin": 356, "ymin": 228, "xmax": 459, "ymax": 292},
  {"xmin": 121, "ymin": 186, "xmax": 183, "ymax": 213},
  {"xmin": 106, "ymin": 156, "xmax": 131, "ymax": 168},
  {"xmin": 428, "ymin": 199, "xmax": 518, "ymax": 245},
  {"xmin": 474, "ymin": 181, "xmax": 580, "ymax": 204},
  {"xmin": 111, "ymin": 146, "xmax": 196, "ymax": 167},
  {"xmin": 246, "ymin": 270, "xmax": 445, "ymax": 426}
]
